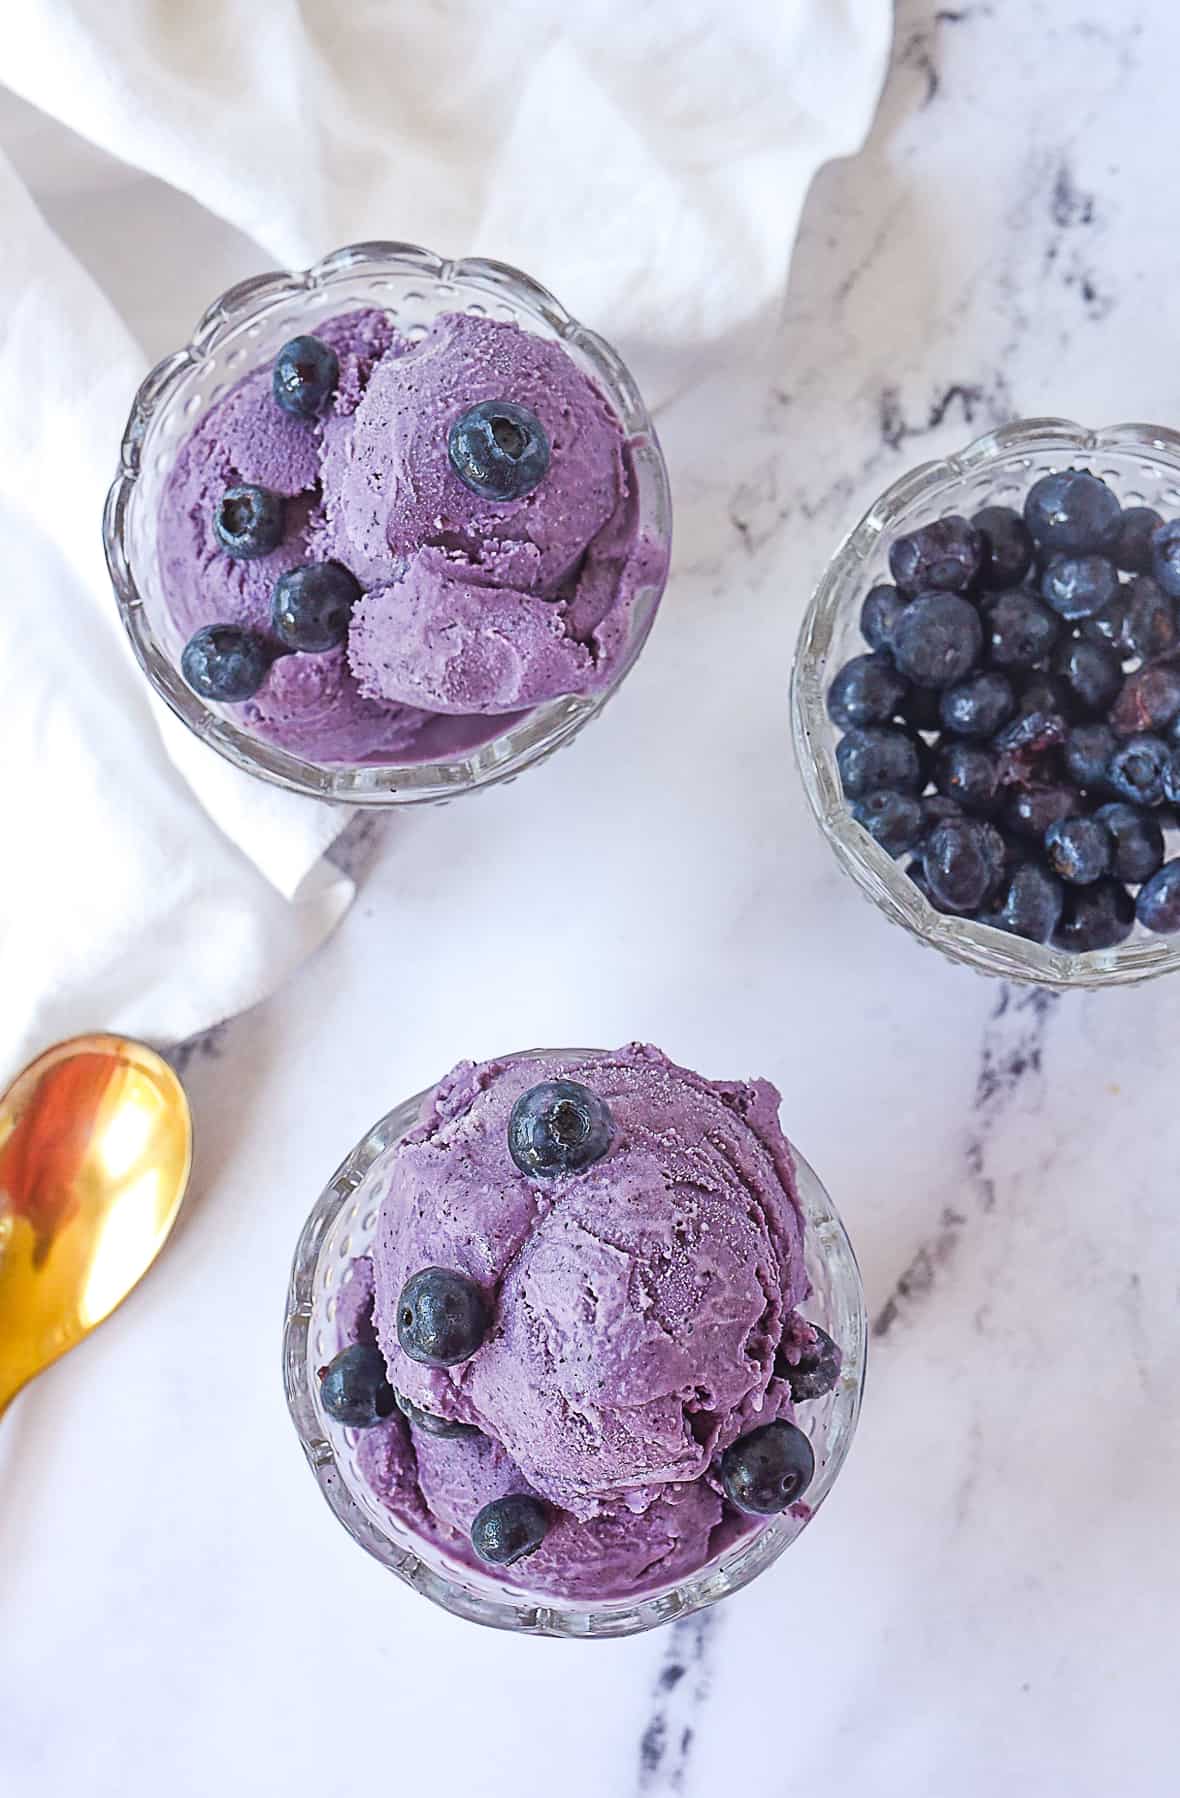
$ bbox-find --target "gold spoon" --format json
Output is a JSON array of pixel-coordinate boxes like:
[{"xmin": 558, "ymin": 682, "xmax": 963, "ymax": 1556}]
[{"xmin": 0, "ymin": 1034, "xmax": 192, "ymax": 1417}]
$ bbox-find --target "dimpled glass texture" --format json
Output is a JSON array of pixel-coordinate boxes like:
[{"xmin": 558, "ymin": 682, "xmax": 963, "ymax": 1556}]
[
  {"xmin": 283, "ymin": 1052, "xmax": 866, "ymax": 1638},
  {"xmin": 792, "ymin": 419, "xmax": 1180, "ymax": 987},
  {"xmin": 104, "ymin": 244, "xmax": 671, "ymax": 806}
]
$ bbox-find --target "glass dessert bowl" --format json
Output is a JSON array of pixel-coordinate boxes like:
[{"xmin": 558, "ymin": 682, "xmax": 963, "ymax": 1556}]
[
  {"xmin": 792, "ymin": 419, "xmax": 1180, "ymax": 987},
  {"xmin": 104, "ymin": 243, "xmax": 671, "ymax": 805},
  {"xmin": 283, "ymin": 1046, "xmax": 866, "ymax": 1638}
]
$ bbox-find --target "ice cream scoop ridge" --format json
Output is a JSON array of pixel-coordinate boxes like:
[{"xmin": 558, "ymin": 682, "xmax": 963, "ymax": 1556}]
[
  {"xmin": 329, "ymin": 1046, "xmax": 834, "ymax": 1602},
  {"xmin": 158, "ymin": 306, "xmax": 664, "ymax": 764}
]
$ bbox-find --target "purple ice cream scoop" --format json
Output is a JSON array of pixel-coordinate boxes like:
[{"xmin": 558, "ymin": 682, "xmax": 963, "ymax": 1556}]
[
  {"xmin": 321, "ymin": 310, "xmax": 621, "ymax": 592},
  {"xmin": 348, "ymin": 556, "xmax": 597, "ymax": 714},
  {"xmin": 333, "ymin": 1046, "xmax": 827, "ymax": 1602},
  {"xmin": 157, "ymin": 306, "xmax": 661, "ymax": 764}
]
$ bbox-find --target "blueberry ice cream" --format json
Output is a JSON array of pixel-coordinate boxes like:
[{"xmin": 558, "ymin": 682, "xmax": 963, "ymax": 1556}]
[
  {"xmin": 159, "ymin": 307, "xmax": 666, "ymax": 764},
  {"xmin": 317, "ymin": 1046, "xmax": 841, "ymax": 1602}
]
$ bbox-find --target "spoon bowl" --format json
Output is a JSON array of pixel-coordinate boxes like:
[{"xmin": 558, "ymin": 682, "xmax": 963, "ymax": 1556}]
[{"xmin": 0, "ymin": 1034, "xmax": 192, "ymax": 1414}]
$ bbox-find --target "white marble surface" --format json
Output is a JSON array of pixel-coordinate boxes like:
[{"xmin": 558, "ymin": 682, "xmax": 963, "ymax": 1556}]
[{"xmin": 5, "ymin": 4, "xmax": 1180, "ymax": 1794}]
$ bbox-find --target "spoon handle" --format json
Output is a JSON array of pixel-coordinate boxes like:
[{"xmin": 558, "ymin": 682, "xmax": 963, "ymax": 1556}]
[
  {"xmin": 0, "ymin": 1334, "xmax": 47, "ymax": 1414},
  {"xmin": 0, "ymin": 1034, "xmax": 192, "ymax": 1416},
  {"xmin": 0, "ymin": 1343, "xmax": 34, "ymax": 1415}
]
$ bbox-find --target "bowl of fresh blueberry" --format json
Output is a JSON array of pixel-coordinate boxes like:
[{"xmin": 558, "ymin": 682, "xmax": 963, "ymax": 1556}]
[{"xmin": 791, "ymin": 419, "xmax": 1180, "ymax": 986}]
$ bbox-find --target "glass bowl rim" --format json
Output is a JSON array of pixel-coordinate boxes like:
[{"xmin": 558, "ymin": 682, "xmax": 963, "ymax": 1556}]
[
  {"xmin": 103, "ymin": 241, "xmax": 671, "ymax": 807},
  {"xmin": 791, "ymin": 416, "xmax": 1180, "ymax": 988},
  {"xmin": 282, "ymin": 1047, "xmax": 867, "ymax": 1638}
]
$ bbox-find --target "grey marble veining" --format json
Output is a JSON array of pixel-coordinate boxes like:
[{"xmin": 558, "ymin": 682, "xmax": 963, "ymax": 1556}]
[
  {"xmin": 637, "ymin": 1613, "xmax": 716, "ymax": 1792},
  {"xmin": 874, "ymin": 986, "xmax": 1061, "ymax": 1341}
]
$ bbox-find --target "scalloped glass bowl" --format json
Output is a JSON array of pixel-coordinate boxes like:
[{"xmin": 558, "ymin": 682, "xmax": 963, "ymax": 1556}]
[
  {"xmin": 792, "ymin": 419, "xmax": 1180, "ymax": 987},
  {"xmin": 104, "ymin": 244, "xmax": 671, "ymax": 806},
  {"xmin": 282, "ymin": 1054, "xmax": 867, "ymax": 1638}
]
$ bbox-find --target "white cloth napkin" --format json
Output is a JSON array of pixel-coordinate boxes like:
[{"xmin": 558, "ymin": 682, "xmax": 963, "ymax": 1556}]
[{"xmin": 0, "ymin": 0, "xmax": 890, "ymax": 1083}]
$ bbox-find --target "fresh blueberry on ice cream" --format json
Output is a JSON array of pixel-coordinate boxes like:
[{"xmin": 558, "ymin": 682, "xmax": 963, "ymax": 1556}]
[
  {"xmin": 180, "ymin": 623, "xmax": 273, "ymax": 702},
  {"xmin": 271, "ymin": 561, "xmax": 361, "ymax": 653},
  {"xmin": 318, "ymin": 1344, "xmax": 397, "ymax": 1429},
  {"xmin": 471, "ymin": 1494, "xmax": 550, "ymax": 1567},
  {"xmin": 396, "ymin": 1268, "xmax": 489, "ymax": 1368},
  {"xmin": 394, "ymin": 1391, "xmax": 480, "ymax": 1440},
  {"xmin": 719, "ymin": 1419, "xmax": 815, "ymax": 1515},
  {"xmin": 272, "ymin": 333, "xmax": 340, "ymax": 419},
  {"xmin": 448, "ymin": 399, "xmax": 551, "ymax": 502},
  {"xmin": 212, "ymin": 483, "xmax": 286, "ymax": 560},
  {"xmin": 507, "ymin": 1079, "xmax": 615, "ymax": 1179},
  {"xmin": 776, "ymin": 1320, "xmax": 842, "ymax": 1402}
]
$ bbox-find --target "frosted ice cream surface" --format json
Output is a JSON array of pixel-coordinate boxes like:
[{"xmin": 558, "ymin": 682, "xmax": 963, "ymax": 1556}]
[
  {"xmin": 157, "ymin": 307, "xmax": 664, "ymax": 764},
  {"xmin": 323, "ymin": 1047, "xmax": 841, "ymax": 1602}
]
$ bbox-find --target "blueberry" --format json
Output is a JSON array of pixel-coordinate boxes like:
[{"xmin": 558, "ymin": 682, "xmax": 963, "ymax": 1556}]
[
  {"xmin": 1122, "ymin": 576, "xmax": 1178, "ymax": 661},
  {"xmin": 940, "ymin": 671, "xmax": 1016, "ymax": 739},
  {"xmin": 508, "ymin": 1080, "xmax": 614, "ymax": 1179},
  {"xmin": 719, "ymin": 1420, "xmax": 815, "ymax": 1514},
  {"xmin": 1116, "ymin": 506, "xmax": 1164, "ymax": 574},
  {"xmin": 180, "ymin": 624, "xmax": 273, "ymax": 702},
  {"xmin": 1004, "ymin": 784, "xmax": 1083, "ymax": 839},
  {"xmin": 1078, "ymin": 593, "xmax": 1130, "ymax": 653},
  {"xmin": 1016, "ymin": 672, "xmax": 1073, "ymax": 719},
  {"xmin": 1164, "ymin": 746, "xmax": 1180, "ymax": 807},
  {"xmin": 273, "ymin": 334, "xmax": 339, "ymax": 418},
  {"xmin": 890, "ymin": 591, "xmax": 983, "ymax": 689},
  {"xmin": 471, "ymin": 1494, "xmax": 549, "ymax": 1566},
  {"xmin": 1024, "ymin": 470, "xmax": 1122, "ymax": 555},
  {"xmin": 1106, "ymin": 734, "xmax": 1171, "ymax": 807},
  {"xmin": 318, "ymin": 1344, "xmax": 396, "ymax": 1428},
  {"xmin": 394, "ymin": 1391, "xmax": 480, "ymax": 1439},
  {"xmin": 993, "ymin": 709, "xmax": 1069, "ymax": 803},
  {"xmin": 1094, "ymin": 802, "xmax": 1165, "ymax": 884},
  {"xmin": 448, "ymin": 400, "xmax": 550, "ymax": 501},
  {"xmin": 923, "ymin": 816, "xmax": 1007, "ymax": 913},
  {"xmin": 271, "ymin": 561, "xmax": 362, "ymax": 652},
  {"xmin": 1040, "ymin": 553, "xmax": 1119, "ymax": 621},
  {"xmin": 851, "ymin": 790, "xmax": 924, "ymax": 857},
  {"xmin": 1052, "ymin": 879, "xmax": 1135, "ymax": 952},
  {"xmin": 973, "ymin": 505, "xmax": 1034, "ymax": 590},
  {"xmin": 1064, "ymin": 722, "xmax": 1117, "ymax": 790},
  {"xmin": 826, "ymin": 653, "xmax": 909, "ymax": 730},
  {"xmin": 1044, "ymin": 816, "xmax": 1112, "ymax": 885},
  {"xmin": 994, "ymin": 862, "xmax": 1065, "ymax": 943},
  {"xmin": 888, "ymin": 516, "xmax": 984, "ymax": 595},
  {"xmin": 1052, "ymin": 639, "xmax": 1123, "ymax": 717},
  {"xmin": 1109, "ymin": 664, "xmax": 1180, "ymax": 737},
  {"xmin": 921, "ymin": 794, "xmax": 964, "ymax": 834},
  {"xmin": 396, "ymin": 1269, "xmax": 489, "ymax": 1367},
  {"xmin": 935, "ymin": 743, "xmax": 1001, "ymax": 815},
  {"xmin": 836, "ymin": 726, "xmax": 923, "ymax": 798},
  {"xmin": 1151, "ymin": 518, "xmax": 1180, "ymax": 599},
  {"xmin": 860, "ymin": 583, "xmax": 908, "ymax": 651},
  {"xmin": 212, "ymin": 483, "xmax": 285, "ymax": 559},
  {"xmin": 986, "ymin": 590, "xmax": 1060, "ymax": 670},
  {"xmin": 1136, "ymin": 861, "xmax": 1180, "ymax": 934},
  {"xmin": 992, "ymin": 708, "xmax": 1068, "ymax": 759},
  {"xmin": 775, "ymin": 1325, "xmax": 841, "ymax": 1401}
]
